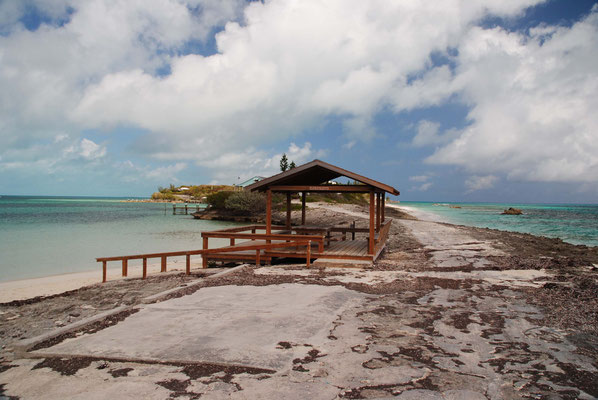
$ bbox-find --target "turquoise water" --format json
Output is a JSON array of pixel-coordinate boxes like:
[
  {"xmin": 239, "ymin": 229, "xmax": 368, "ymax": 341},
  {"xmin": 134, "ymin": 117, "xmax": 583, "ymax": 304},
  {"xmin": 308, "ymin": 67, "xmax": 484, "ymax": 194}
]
[
  {"xmin": 0, "ymin": 196, "xmax": 240, "ymax": 282},
  {"xmin": 401, "ymin": 202, "xmax": 598, "ymax": 247}
]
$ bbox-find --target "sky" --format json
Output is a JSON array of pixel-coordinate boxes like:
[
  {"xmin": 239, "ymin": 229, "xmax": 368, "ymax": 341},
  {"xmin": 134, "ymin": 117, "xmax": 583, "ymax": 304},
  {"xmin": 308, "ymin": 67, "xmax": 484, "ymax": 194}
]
[{"xmin": 0, "ymin": 0, "xmax": 597, "ymax": 202}]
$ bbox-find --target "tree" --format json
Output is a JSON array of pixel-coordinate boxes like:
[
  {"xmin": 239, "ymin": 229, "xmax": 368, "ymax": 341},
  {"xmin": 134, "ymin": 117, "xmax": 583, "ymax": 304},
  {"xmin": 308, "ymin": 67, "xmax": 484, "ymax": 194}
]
[
  {"xmin": 280, "ymin": 153, "xmax": 289, "ymax": 172},
  {"xmin": 289, "ymin": 161, "xmax": 296, "ymax": 169}
]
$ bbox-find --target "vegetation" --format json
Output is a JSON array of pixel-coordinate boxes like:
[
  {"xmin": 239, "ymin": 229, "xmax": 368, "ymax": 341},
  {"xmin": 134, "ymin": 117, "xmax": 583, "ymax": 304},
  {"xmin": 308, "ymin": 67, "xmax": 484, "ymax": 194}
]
[
  {"xmin": 279, "ymin": 153, "xmax": 297, "ymax": 172},
  {"xmin": 305, "ymin": 192, "xmax": 368, "ymax": 205},
  {"xmin": 206, "ymin": 191, "xmax": 235, "ymax": 209},
  {"xmin": 224, "ymin": 191, "xmax": 266, "ymax": 215},
  {"xmin": 151, "ymin": 191, "xmax": 176, "ymax": 200},
  {"xmin": 151, "ymin": 184, "xmax": 236, "ymax": 201}
]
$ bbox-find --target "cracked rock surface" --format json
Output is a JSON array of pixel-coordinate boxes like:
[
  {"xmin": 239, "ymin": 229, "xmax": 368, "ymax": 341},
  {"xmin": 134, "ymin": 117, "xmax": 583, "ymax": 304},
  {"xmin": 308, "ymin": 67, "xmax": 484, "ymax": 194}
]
[{"xmin": 1, "ymin": 204, "xmax": 597, "ymax": 399}]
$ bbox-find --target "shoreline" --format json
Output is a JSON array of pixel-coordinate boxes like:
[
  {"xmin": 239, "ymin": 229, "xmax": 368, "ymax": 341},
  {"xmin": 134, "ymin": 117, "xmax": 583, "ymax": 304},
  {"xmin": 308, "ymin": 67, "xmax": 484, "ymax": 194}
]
[
  {"xmin": 0, "ymin": 259, "xmax": 203, "ymax": 303},
  {"xmin": 1, "ymin": 202, "xmax": 595, "ymax": 304}
]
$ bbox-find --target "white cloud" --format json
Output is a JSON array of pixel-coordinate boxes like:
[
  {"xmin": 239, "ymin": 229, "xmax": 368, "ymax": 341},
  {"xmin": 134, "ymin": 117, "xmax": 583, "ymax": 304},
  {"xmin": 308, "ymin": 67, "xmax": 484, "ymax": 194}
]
[
  {"xmin": 409, "ymin": 174, "xmax": 433, "ymax": 191},
  {"xmin": 427, "ymin": 7, "xmax": 598, "ymax": 184},
  {"xmin": 409, "ymin": 175, "xmax": 430, "ymax": 182},
  {"xmin": 465, "ymin": 175, "xmax": 498, "ymax": 192},
  {"xmin": 200, "ymin": 142, "xmax": 325, "ymax": 184},
  {"xmin": 0, "ymin": 0, "xmax": 543, "ymax": 163},
  {"xmin": 8, "ymin": 0, "xmax": 598, "ymax": 190},
  {"xmin": 411, "ymin": 121, "xmax": 461, "ymax": 147}
]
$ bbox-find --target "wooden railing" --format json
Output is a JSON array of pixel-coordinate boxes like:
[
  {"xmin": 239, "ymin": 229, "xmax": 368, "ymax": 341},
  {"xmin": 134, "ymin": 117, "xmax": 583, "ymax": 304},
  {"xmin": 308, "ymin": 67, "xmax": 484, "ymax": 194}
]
[
  {"xmin": 97, "ymin": 239, "xmax": 313, "ymax": 283},
  {"xmin": 374, "ymin": 220, "xmax": 392, "ymax": 255}
]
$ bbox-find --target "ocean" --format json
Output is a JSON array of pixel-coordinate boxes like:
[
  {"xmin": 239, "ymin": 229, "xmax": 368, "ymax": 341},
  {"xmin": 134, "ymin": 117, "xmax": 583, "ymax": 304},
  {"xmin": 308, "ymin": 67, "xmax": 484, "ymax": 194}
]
[
  {"xmin": 1, "ymin": 196, "xmax": 596, "ymax": 282},
  {"xmin": 400, "ymin": 201, "xmax": 598, "ymax": 247},
  {"xmin": 0, "ymin": 196, "xmax": 241, "ymax": 282}
]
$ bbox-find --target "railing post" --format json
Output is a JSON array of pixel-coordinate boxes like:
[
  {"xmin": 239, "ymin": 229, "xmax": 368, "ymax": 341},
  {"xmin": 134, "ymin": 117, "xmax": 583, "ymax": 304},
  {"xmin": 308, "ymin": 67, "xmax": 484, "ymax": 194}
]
[
  {"xmin": 122, "ymin": 259, "xmax": 128, "ymax": 277},
  {"xmin": 102, "ymin": 261, "xmax": 107, "ymax": 283},
  {"xmin": 143, "ymin": 258, "xmax": 147, "ymax": 279},
  {"xmin": 186, "ymin": 254, "xmax": 191, "ymax": 275},
  {"xmin": 202, "ymin": 236, "xmax": 208, "ymax": 268},
  {"xmin": 230, "ymin": 238, "xmax": 235, "ymax": 246},
  {"xmin": 256, "ymin": 249, "xmax": 261, "ymax": 266},
  {"xmin": 318, "ymin": 238, "xmax": 323, "ymax": 253},
  {"xmin": 306, "ymin": 241, "xmax": 311, "ymax": 268},
  {"xmin": 161, "ymin": 256, "xmax": 167, "ymax": 272}
]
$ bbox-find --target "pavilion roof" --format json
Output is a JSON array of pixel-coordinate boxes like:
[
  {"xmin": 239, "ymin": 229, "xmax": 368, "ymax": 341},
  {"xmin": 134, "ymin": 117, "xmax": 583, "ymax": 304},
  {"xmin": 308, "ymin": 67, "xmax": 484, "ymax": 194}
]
[{"xmin": 245, "ymin": 159, "xmax": 400, "ymax": 195}]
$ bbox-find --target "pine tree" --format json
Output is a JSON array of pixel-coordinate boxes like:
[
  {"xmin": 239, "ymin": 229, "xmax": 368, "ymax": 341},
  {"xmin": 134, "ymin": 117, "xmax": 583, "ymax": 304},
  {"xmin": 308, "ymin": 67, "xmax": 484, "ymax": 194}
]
[
  {"xmin": 289, "ymin": 161, "xmax": 296, "ymax": 169},
  {"xmin": 280, "ymin": 153, "xmax": 289, "ymax": 172}
]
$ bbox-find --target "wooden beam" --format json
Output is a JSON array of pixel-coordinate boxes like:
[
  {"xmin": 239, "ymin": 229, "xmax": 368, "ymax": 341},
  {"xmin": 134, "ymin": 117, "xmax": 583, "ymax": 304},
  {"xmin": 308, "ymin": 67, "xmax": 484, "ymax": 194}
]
[
  {"xmin": 301, "ymin": 191, "xmax": 306, "ymax": 225},
  {"xmin": 142, "ymin": 258, "xmax": 147, "ymax": 279},
  {"xmin": 270, "ymin": 185, "xmax": 381, "ymax": 193},
  {"xmin": 381, "ymin": 196, "xmax": 385, "ymax": 222},
  {"xmin": 186, "ymin": 254, "xmax": 191, "ymax": 275},
  {"xmin": 102, "ymin": 261, "xmax": 107, "ymax": 283},
  {"xmin": 286, "ymin": 192, "xmax": 291, "ymax": 229},
  {"xmin": 122, "ymin": 259, "xmax": 128, "ymax": 277},
  {"xmin": 376, "ymin": 192, "xmax": 381, "ymax": 232},
  {"xmin": 369, "ymin": 191, "xmax": 375, "ymax": 255},
  {"xmin": 161, "ymin": 256, "xmax": 167, "ymax": 272}
]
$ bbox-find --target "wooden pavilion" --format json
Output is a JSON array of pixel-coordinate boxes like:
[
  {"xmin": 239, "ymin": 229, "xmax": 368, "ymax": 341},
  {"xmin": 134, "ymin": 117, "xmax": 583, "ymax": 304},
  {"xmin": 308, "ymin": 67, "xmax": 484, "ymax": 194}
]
[
  {"xmin": 200, "ymin": 160, "xmax": 400, "ymax": 266},
  {"xmin": 97, "ymin": 160, "xmax": 400, "ymax": 281}
]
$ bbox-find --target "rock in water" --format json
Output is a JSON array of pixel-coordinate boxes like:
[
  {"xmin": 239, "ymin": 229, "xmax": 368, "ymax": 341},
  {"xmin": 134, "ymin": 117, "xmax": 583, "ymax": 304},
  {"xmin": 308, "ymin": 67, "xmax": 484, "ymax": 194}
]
[{"xmin": 502, "ymin": 207, "xmax": 523, "ymax": 215}]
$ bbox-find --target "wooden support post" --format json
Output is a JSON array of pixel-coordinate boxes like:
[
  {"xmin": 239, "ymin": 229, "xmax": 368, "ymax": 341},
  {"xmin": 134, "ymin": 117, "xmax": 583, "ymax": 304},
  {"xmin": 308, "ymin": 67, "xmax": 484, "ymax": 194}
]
[
  {"xmin": 376, "ymin": 192, "xmax": 381, "ymax": 232},
  {"xmin": 122, "ymin": 259, "xmax": 128, "ymax": 277},
  {"xmin": 301, "ymin": 192, "xmax": 306, "ymax": 225},
  {"xmin": 185, "ymin": 204, "xmax": 188, "ymax": 214},
  {"xmin": 142, "ymin": 258, "xmax": 147, "ymax": 279},
  {"xmin": 266, "ymin": 189, "xmax": 272, "ymax": 242},
  {"xmin": 230, "ymin": 238, "xmax": 235, "ymax": 246},
  {"xmin": 186, "ymin": 254, "xmax": 191, "ymax": 275},
  {"xmin": 381, "ymin": 195, "xmax": 385, "ymax": 222},
  {"xmin": 202, "ymin": 237, "xmax": 208, "ymax": 268},
  {"xmin": 351, "ymin": 221, "xmax": 356, "ymax": 240},
  {"xmin": 161, "ymin": 255, "xmax": 167, "ymax": 272},
  {"xmin": 369, "ymin": 191, "xmax": 375, "ymax": 255},
  {"xmin": 102, "ymin": 261, "xmax": 107, "ymax": 283},
  {"xmin": 286, "ymin": 192, "xmax": 292, "ymax": 229},
  {"xmin": 306, "ymin": 241, "xmax": 311, "ymax": 268},
  {"xmin": 256, "ymin": 249, "xmax": 261, "ymax": 266},
  {"xmin": 173, "ymin": 204, "xmax": 175, "ymax": 215}
]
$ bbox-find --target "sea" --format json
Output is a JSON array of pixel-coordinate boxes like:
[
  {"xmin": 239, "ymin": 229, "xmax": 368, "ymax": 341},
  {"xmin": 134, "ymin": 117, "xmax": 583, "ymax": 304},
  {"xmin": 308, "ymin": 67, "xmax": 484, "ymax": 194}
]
[
  {"xmin": 0, "ymin": 196, "xmax": 596, "ymax": 282},
  {"xmin": 0, "ymin": 196, "xmax": 241, "ymax": 282},
  {"xmin": 399, "ymin": 201, "xmax": 598, "ymax": 248}
]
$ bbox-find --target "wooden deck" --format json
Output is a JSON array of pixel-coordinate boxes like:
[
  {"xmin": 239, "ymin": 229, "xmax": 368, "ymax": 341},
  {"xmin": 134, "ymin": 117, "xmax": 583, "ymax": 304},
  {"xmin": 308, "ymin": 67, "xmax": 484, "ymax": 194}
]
[{"xmin": 202, "ymin": 221, "xmax": 391, "ymax": 266}]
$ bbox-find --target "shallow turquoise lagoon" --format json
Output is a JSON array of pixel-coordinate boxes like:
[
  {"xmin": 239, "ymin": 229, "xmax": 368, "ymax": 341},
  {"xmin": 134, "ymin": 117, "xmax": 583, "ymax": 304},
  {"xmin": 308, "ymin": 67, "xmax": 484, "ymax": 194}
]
[
  {"xmin": 0, "ymin": 196, "xmax": 240, "ymax": 282},
  {"xmin": 400, "ymin": 201, "xmax": 598, "ymax": 247}
]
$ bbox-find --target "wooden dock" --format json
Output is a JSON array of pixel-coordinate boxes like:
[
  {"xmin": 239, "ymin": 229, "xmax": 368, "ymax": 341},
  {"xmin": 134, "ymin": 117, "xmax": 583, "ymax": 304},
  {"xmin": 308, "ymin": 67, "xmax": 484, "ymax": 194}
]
[{"xmin": 172, "ymin": 204, "xmax": 203, "ymax": 215}]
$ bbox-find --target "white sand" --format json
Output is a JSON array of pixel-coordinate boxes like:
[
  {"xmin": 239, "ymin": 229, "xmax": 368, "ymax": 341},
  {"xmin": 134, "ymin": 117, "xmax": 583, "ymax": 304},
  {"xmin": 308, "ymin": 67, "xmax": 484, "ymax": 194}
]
[
  {"xmin": 0, "ymin": 258, "xmax": 204, "ymax": 303},
  {"xmin": 386, "ymin": 203, "xmax": 449, "ymax": 223}
]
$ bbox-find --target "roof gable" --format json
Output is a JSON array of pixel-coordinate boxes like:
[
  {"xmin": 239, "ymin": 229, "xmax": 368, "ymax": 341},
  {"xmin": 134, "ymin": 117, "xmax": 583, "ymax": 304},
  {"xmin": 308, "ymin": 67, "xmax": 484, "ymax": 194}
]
[{"xmin": 245, "ymin": 159, "xmax": 399, "ymax": 195}]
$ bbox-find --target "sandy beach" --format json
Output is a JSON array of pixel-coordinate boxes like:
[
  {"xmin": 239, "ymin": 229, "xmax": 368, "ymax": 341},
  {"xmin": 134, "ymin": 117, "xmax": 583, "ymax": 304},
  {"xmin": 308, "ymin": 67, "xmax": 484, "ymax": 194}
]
[{"xmin": 1, "ymin": 203, "xmax": 597, "ymax": 399}]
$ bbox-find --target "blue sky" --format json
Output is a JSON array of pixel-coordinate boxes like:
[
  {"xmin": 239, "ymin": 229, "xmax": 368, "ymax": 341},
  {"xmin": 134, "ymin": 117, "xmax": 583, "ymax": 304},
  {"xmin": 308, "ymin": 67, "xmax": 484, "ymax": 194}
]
[{"xmin": 1, "ymin": 0, "xmax": 597, "ymax": 202}]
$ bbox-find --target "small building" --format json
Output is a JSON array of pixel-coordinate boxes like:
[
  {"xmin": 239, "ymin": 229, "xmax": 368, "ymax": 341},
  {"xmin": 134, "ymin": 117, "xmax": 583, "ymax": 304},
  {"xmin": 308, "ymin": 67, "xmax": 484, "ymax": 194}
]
[{"xmin": 236, "ymin": 176, "xmax": 265, "ymax": 188}]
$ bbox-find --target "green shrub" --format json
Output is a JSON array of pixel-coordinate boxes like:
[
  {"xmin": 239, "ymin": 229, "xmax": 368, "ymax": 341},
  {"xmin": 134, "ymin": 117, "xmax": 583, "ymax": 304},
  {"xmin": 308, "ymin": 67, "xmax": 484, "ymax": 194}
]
[
  {"xmin": 206, "ymin": 191, "xmax": 235, "ymax": 209},
  {"xmin": 151, "ymin": 192, "xmax": 175, "ymax": 200},
  {"xmin": 224, "ymin": 191, "xmax": 266, "ymax": 215}
]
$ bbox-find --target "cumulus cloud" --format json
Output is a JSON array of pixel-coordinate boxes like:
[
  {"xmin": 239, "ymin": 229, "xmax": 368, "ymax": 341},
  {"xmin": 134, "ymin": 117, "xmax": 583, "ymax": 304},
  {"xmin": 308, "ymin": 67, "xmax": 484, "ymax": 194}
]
[
  {"xmin": 465, "ymin": 175, "xmax": 499, "ymax": 192},
  {"xmin": 201, "ymin": 142, "xmax": 325, "ymax": 184},
  {"xmin": 409, "ymin": 174, "xmax": 433, "ymax": 191},
  {"xmin": 6, "ymin": 0, "xmax": 597, "ymax": 190},
  {"xmin": 427, "ymin": 7, "xmax": 598, "ymax": 183}
]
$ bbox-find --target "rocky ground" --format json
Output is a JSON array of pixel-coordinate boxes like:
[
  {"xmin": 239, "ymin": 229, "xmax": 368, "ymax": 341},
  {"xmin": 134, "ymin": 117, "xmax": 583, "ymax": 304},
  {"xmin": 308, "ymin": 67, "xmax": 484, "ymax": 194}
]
[{"xmin": 1, "ymin": 204, "xmax": 597, "ymax": 399}]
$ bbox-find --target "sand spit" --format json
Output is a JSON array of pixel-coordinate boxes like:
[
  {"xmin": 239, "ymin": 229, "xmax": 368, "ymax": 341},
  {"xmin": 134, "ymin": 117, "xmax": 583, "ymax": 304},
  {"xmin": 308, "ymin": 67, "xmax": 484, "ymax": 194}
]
[{"xmin": 1, "ymin": 203, "xmax": 597, "ymax": 399}]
